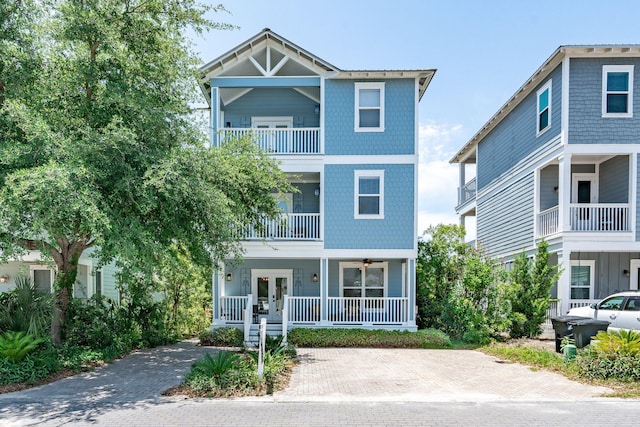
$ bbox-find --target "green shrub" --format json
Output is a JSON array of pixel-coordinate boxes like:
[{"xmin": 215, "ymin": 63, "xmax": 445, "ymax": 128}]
[
  {"xmin": 188, "ymin": 351, "xmax": 241, "ymax": 380},
  {"xmin": 577, "ymin": 347, "xmax": 640, "ymax": 381},
  {"xmin": 185, "ymin": 351, "xmax": 261, "ymax": 396},
  {"xmin": 287, "ymin": 328, "xmax": 451, "ymax": 348},
  {"xmin": 199, "ymin": 327, "xmax": 244, "ymax": 347},
  {"xmin": 0, "ymin": 341, "xmax": 61, "ymax": 385},
  {"xmin": 0, "ymin": 331, "xmax": 44, "ymax": 362}
]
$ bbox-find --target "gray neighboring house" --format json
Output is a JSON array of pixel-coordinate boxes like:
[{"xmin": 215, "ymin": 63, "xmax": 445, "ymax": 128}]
[{"xmin": 451, "ymin": 45, "xmax": 640, "ymax": 315}]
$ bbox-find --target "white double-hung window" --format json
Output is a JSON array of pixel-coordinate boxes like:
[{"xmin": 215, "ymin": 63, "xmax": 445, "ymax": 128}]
[
  {"xmin": 355, "ymin": 82, "xmax": 385, "ymax": 131},
  {"xmin": 354, "ymin": 170, "xmax": 384, "ymax": 219},
  {"xmin": 536, "ymin": 80, "xmax": 551, "ymax": 135},
  {"xmin": 602, "ymin": 65, "xmax": 634, "ymax": 117}
]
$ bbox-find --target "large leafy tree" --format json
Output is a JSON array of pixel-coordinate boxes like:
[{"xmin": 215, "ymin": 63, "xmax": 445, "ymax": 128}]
[{"xmin": 0, "ymin": 0, "xmax": 291, "ymax": 344}]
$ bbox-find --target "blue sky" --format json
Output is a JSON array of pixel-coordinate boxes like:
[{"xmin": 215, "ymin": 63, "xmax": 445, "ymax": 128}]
[{"xmin": 190, "ymin": 0, "xmax": 640, "ymax": 238}]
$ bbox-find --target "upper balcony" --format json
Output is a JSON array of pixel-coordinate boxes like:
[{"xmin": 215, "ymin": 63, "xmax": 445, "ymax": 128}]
[
  {"xmin": 219, "ymin": 127, "xmax": 320, "ymax": 155},
  {"xmin": 536, "ymin": 154, "xmax": 633, "ymax": 238}
]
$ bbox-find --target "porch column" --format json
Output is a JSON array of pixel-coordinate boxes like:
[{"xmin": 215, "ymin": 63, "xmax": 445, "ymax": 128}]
[
  {"xmin": 458, "ymin": 163, "xmax": 466, "ymax": 207},
  {"xmin": 558, "ymin": 153, "xmax": 572, "ymax": 232},
  {"xmin": 557, "ymin": 250, "xmax": 572, "ymax": 314},
  {"xmin": 320, "ymin": 258, "xmax": 328, "ymax": 326},
  {"xmin": 211, "ymin": 86, "xmax": 220, "ymax": 148},
  {"xmin": 408, "ymin": 258, "xmax": 416, "ymax": 327},
  {"xmin": 211, "ymin": 261, "xmax": 225, "ymax": 326}
]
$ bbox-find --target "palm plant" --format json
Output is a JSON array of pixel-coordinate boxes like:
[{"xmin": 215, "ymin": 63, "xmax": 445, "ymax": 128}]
[
  {"xmin": 0, "ymin": 331, "xmax": 44, "ymax": 362},
  {"xmin": 0, "ymin": 276, "xmax": 53, "ymax": 337},
  {"xmin": 590, "ymin": 329, "xmax": 640, "ymax": 356}
]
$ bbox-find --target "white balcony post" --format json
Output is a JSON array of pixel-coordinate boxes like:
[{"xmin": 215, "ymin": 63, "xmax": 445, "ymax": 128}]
[
  {"xmin": 320, "ymin": 258, "xmax": 328, "ymax": 326},
  {"xmin": 458, "ymin": 163, "xmax": 466, "ymax": 206},
  {"xmin": 243, "ymin": 293, "xmax": 253, "ymax": 344},
  {"xmin": 557, "ymin": 250, "xmax": 571, "ymax": 314},
  {"xmin": 282, "ymin": 294, "xmax": 288, "ymax": 343},
  {"xmin": 558, "ymin": 154, "xmax": 572, "ymax": 232}
]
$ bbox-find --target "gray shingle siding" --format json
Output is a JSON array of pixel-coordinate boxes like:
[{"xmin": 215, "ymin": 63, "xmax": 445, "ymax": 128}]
[
  {"xmin": 599, "ymin": 155, "xmax": 629, "ymax": 203},
  {"xmin": 477, "ymin": 65, "xmax": 562, "ymax": 190},
  {"xmin": 477, "ymin": 173, "xmax": 534, "ymax": 258},
  {"xmin": 569, "ymin": 58, "xmax": 640, "ymax": 144}
]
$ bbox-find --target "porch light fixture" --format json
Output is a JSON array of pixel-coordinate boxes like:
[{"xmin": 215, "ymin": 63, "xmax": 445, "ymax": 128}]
[
  {"xmin": 314, "ymin": 188, "xmax": 320, "ymax": 197},
  {"xmin": 624, "ymin": 269, "xmax": 630, "ymax": 277},
  {"xmin": 312, "ymin": 273, "xmax": 318, "ymax": 282},
  {"xmin": 362, "ymin": 259, "xmax": 372, "ymax": 268},
  {"xmin": 314, "ymin": 105, "xmax": 320, "ymax": 115},
  {"xmin": 226, "ymin": 273, "xmax": 232, "ymax": 281},
  {"xmin": 0, "ymin": 274, "xmax": 8, "ymax": 283}
]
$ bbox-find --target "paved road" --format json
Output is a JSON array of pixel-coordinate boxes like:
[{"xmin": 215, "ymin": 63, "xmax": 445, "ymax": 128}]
[{"xmin": 1, "ymin": 340, "xmax": 639, "ymax": 426}]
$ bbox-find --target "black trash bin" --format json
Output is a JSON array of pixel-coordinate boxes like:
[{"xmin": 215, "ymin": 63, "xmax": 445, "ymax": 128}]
[
  {"xmin": 568, "ymin": 318, "xmax": 610, "ymax": 348},
  {"xmin": 551, "ymin": 315, "xmax": 590, "ymax": 353}
]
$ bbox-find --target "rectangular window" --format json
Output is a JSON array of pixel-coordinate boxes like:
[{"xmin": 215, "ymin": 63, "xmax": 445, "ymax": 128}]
[
  {"xmin": 570, "ymin": 260, "xmax": 595, "ymax": 300},
  {"xmin": 602, "ymin": 65, "xmax": 634, "ymax": 117},
  {"xmin": 354, "ymin": 170, "xmax": 384, "ymax": 219},
  {"xmin": 340, "ymin": 262, "xmax": 387, "ymax": 298},
  {"xmin": 355, "ymin": 82, "xmax": 385, "ymax": 132},
  {"xmin": 536, "ymin": 81, "xmax": 551, "ymax": 135}
]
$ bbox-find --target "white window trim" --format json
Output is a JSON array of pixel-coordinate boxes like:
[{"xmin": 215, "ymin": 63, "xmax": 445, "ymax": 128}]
[
  {"xmin": 571, "ymin": 173, "xmax": 598, "ymax": 203},
  {"xmin": 354, "ymin": 170, "xmax": 384, "ymax": 219},
  {"xmin": 536, "ymin": 80, "xmax": 552, "ymax": 136},
  {"xmin": 29, "ymin": 265, "xmax": 54, "ymax": 293},
  {"xmin": 570, "ymin": 260, "xmax": 595, "ymax": 300},
  {"xmin": 602, "ymin": 65, "xmax": 634, "ymax": 118},
  {"xmin": 354, "ymin": 82, "xmax": 385, "ymax": 132},
  {"xmin": 339, "ymin": 261, "xmax": 388, "ymax": 298}
]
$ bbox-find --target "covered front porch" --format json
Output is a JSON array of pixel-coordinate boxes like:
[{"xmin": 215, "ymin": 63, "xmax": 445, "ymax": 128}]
[{"xmin": 213, "ymin": 258, "xmax": 417, "ymax": 333}]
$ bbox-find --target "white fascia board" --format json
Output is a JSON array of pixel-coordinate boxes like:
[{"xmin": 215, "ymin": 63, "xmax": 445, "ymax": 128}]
[
  {"xmin": 322, "ymin": 249, "xmax": 417, "ymax": 259},
  {"xmin": 563, "ymin": 144, "xmax": 640, "ymax": 155}
]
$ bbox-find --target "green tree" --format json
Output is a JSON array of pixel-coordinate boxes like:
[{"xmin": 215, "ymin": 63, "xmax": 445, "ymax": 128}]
[
  {"xmin": 0, "ymin": 1, "xmax": 291, "ymax": 344},
  {"xmin": 508, "ymin": 239, "xmax": 561, "ymax": 338},
  {"xmin": 416, "ymin": 224, "xmax": 468, "ymax": 330},
  {"xmin": 417, "ymin": 224, "xmax": 510, "ymax": 343}
]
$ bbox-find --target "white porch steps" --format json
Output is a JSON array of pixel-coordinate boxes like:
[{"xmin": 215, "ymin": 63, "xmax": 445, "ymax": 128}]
[{"xmin": 244, "ymin": 323, "xmax": 283, "ymax": 347}]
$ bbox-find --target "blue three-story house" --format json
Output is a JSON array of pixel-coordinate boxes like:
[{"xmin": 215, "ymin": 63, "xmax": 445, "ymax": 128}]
[{"xmin": 198, "ymin": 29, "xmax": 435, "ymax": 337}]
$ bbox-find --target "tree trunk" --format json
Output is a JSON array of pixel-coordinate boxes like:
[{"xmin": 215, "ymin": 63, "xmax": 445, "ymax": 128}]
[{"xmin": 50, "ymin": 243, "xmax": 82, "ymax": 345}]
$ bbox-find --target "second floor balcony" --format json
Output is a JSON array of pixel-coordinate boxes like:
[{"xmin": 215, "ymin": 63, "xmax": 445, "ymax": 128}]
[
  {"xmin": 242, "ymin": 213, "xmax": 321, "ymax": 241},
  {"xmin": 219, "ymin": 127, "xmax": 320, "ymax": 155},
  {"xmin": 538, "ymin": 203, "xmax": 631, "ymax": 237}
]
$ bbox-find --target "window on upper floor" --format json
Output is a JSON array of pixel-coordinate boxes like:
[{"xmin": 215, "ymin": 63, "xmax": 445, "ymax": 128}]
[
  {"xmin": 536, "ymin": 81, "xmax": 552, "ymax": 135},
  {"xmin": 354, "ymin": 170, "xmax": 384, "ymax": 219},
  {"xmin": 355, "ymin": 82, "xmax": 385, "ymax": 132},
  {"xmin": 602, "ymin": 65, "xmax": 634, "ymax": 117}
]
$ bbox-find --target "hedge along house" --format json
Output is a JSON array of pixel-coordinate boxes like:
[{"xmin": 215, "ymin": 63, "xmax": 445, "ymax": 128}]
[
  {"xmin": 451, "ymin": 45, "xmax": 640, "ymax": 315},
  {"xmin": 198, "ymin": 29, "xmax": 435, "ymax": 338}
]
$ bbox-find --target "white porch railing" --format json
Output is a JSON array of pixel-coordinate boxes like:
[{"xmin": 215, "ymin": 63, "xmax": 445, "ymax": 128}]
[
  {"xmin": 457, "ymin": 178, "xmax": 476, "ymax": 207},
  {"xmin": 327, "ymin": 297, "xmax": 409, "ymax": 324},
  {"xmin": 219, "ymin": 128, "xmax": 320, "ymax": 154},
  {"xmin": 569, "ymin": 299, "xmax": 599, "ymax": 309},
  {"xmin": 544, "ymin": 299, "xmax": 560, "ymax": 326},
  {"xmin": 286, "ymin": 296, "xmax": 322, "ymax": 323},
  {"xmin": 243, "ymin": 213, "xmax": 320, "ymax": 240},
  {"xmin": 538, "ymin": 206, "xmax": 559, "ymax": 238},
  {"xmin": 219, "ymin": 296, "xmax": 248, "ymax": 322},
  {"xmin": 570, "ymin": 203, "xmax": 630, "ymax": 232}
]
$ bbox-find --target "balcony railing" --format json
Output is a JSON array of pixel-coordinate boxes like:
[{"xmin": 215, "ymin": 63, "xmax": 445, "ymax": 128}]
[
  {"xmin": 243, "ymin": 213, "xmax": 320, "ymax": 240},
  {"xmin": 538, "ymin": 206, "xmax": 559, "ymax": 237},
  {"xmin": 536, "ymin": 203, "xmax": 630, "ymax": 236},
  {"xmin": 457, "ymin": 178, "xmax": 476, "ymax": 207},
  {"xmin": 219, "ymin": 128, "xmax": 320, "ymax": 154},
  {"xmin": 570, "ymin": 203, "xmax": 629, "ymax": 232}
]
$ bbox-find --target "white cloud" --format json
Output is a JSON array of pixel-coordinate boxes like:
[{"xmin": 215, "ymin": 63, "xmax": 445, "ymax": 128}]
[{"xmin": 416, "ymin": 121, "xmax": 476, "ymax": 240}]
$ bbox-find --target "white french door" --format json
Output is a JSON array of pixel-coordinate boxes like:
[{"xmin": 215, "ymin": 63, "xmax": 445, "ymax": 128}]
[{"xmin": 251, "ymin": 269, "xmax": 292, "ymax": 323}]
